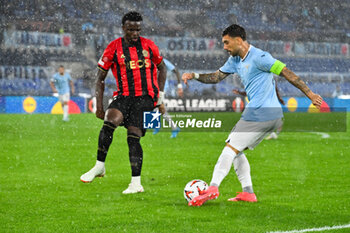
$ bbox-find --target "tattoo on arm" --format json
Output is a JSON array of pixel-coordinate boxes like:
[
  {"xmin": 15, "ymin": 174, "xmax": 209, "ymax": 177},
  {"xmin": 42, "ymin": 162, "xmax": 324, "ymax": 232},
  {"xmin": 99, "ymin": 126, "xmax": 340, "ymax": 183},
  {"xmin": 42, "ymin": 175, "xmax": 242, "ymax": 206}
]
[
  {"xmin": 197, "ymin": 70, "xmax": 229, "ymax": 84},
  {"xmin": 280, "ymin": 67, "xmax": 311, "ymax": 97}
]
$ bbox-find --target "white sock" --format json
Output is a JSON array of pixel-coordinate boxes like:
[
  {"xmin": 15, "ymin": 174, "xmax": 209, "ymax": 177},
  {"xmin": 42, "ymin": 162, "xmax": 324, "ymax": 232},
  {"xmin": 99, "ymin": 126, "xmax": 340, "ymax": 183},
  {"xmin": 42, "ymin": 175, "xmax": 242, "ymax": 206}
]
[
  {"xmin": 131, "ymin": 176, "xmax": 141, "ymax": 186},
  {"xmin": 95, "ymin": 160, "xmax": 105, "ymax": 170},
  {"xmin": 233, "ymin": 153, "xmax": 253, "ymax": 191},
  {"xmin": 210, "ymin": 146, "xmax": 236, "ymax": 187},
  {"xmin": 163, "ymin": 112, "xmax": 176, "ymax": 130},
  {"xmin": 63, "ymin": 104, "xmax": 68, "ymax": 119}
]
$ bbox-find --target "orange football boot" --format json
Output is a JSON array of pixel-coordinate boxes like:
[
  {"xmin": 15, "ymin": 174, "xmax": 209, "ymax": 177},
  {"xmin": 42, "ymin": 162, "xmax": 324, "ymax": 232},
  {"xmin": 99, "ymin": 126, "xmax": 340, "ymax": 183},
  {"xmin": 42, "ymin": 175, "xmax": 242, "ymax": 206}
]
[{"xmin": 188, "ymin": 186, "xmax": 219, "ymax": 207}]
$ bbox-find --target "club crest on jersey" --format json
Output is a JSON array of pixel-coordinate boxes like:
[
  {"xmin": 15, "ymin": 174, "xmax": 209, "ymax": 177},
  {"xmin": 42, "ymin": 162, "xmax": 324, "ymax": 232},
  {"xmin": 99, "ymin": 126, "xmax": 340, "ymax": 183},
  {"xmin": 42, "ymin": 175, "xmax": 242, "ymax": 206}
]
[
  {"xmin": 121, "ymin": 54, "xmax": 125, "ymax": 59},
  {"xmin": 142, "ymin": 50, "xmax": 149, "ymax": 57}
]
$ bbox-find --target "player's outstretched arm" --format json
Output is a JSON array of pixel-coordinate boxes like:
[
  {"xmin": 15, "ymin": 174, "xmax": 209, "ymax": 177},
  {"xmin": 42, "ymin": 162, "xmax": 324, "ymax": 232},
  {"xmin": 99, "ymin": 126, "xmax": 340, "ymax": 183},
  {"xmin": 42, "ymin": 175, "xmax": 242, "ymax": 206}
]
[
  {"xmin": 173, "ymin": 68, "xmax": 184, "ymax": 97},
  {"xmin": 233, "ymin": 89, "xmax": 247, "ymax": 96},
  {"xmin": 182, "ymin": 70, "xmax": 229, "ymax": 84},
  {"xmin": 95, "ymin": 68, "xmax": 108, "ymax": 120},
  {"xmin": 280, "ymin": 67, "xmax": 323, "ymax": 108}
]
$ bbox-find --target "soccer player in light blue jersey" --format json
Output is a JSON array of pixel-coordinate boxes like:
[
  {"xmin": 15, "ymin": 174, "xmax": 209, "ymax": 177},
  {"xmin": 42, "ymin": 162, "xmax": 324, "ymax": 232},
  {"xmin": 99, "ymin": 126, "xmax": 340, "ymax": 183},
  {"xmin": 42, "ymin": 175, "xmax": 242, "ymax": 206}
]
[
  {"xmin": 50, "ymin": 65, "xmax": 75, "ymax": 121},
  {"xmin": 182, "ymin": 24, "xmax": 323, "ymax": 206},
  {"xmin": 154, "ymin": 58, "xmax": 182, "ymax": 138}
]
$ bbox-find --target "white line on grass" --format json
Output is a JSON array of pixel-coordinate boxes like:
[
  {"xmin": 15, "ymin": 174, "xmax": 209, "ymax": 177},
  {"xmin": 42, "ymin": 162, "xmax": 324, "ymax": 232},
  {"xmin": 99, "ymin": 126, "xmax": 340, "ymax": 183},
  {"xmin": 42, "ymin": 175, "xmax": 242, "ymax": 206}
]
[
  {"xmin": 311, "ymin": 132, "xmax": 330, "ymax": 138},
  {"xmin": 268, "ymin": 223, "xmax": 350, "ymax": 233}
]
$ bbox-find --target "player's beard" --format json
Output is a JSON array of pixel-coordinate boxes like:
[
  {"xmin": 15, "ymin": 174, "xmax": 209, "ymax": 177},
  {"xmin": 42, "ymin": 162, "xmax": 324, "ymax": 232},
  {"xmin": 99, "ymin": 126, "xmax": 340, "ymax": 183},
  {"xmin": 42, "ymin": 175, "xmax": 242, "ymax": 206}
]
[
  {"xmin": 225, "ymin": 49, "xmax": 238, "ymax": 57},
  {"xmin": 129, "ymin": 37, "xmax": 139, "ymax": 46},
  {"xmin": 230, "ymin": 49, "xmax": 239, "ymax": 57}
]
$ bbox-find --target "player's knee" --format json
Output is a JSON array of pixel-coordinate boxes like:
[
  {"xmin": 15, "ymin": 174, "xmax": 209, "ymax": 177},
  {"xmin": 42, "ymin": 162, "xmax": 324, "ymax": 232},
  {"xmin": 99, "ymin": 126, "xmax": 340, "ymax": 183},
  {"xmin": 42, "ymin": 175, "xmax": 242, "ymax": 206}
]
[
  {"xmin": 105, "ymin": 109, "xmax": 123, "ymax": 126},
  {"xmin": 127, "ymin": 126, "xmax": 142, "ymax": 137}
]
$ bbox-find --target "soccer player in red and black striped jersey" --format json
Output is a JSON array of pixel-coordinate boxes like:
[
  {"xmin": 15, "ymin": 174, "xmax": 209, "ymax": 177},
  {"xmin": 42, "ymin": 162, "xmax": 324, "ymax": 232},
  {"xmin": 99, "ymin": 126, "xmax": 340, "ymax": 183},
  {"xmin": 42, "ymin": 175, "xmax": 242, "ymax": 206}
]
[{"xmin": 80, "ymin": 12, "xmax": 167, "ymax": 194}]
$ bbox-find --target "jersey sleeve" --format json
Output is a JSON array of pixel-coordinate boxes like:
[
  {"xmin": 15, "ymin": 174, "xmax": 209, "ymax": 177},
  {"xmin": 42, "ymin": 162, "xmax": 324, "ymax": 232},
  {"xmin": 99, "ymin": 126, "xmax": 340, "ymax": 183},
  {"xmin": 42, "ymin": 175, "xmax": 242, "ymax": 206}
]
[
  {"xmin": 255, "ymin": 51, "xmax": 277, "ymax": 72},
  {"xmin": 149, "ymin": 41, "xmax": 163, "ymax": 65},
  {"xmin": 219, "ymin": 57, "xmax": 237, "ymax": 74},
  {"xmin": 163, "ymin": 58, "xmax": 175, "ymax": 71},
  {"xmin": 98, "ymin": 41, "xmax": 115, "ymax": 71}
]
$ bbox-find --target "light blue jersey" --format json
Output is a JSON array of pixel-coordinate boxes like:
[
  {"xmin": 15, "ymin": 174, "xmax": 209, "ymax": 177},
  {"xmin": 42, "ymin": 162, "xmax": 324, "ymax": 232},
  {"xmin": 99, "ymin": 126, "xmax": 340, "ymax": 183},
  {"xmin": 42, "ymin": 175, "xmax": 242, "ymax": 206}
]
[
  {"xmin": 163, "ymin": 58, "xmax": 176, "ymax": 94},
  {"xmin": 163, "ymin": 58, "xmax": 176, "ymax": 72},
  {"xmin": 220, "ymin": 45, "xmax": 284, "ymax": 121},
  {"xmin": 51, "ymin": 72, "xmax": 71, "ymax": 95}
]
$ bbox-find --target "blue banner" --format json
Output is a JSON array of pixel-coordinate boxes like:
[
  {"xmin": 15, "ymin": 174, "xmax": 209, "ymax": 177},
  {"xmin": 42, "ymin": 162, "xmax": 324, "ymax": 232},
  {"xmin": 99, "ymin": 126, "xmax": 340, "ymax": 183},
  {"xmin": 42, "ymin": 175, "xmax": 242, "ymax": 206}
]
[{"xmin": 3, "ymin": 96, "xmax": 86, "ymax": 114}]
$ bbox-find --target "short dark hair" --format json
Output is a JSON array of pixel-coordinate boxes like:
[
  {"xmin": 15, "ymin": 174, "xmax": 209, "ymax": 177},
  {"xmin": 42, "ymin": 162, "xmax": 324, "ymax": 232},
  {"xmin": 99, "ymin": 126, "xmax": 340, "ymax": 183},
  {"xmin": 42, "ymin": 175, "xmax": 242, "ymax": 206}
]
[
  {"xmin": 122, "ymin": 11, "xmax": 143, "ymax": 25},
  {"xmin": 59, "ymin": 65, "xmax": 64, "ymax": 68},
  {"xmin": 222, "ymin": 24, "xmax": 246, "ymax": 40}
]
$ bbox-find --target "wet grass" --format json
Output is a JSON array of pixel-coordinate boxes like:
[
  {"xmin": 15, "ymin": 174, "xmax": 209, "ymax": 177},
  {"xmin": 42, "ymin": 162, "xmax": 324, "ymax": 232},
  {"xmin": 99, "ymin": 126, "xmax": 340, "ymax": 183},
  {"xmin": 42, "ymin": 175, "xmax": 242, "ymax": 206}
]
[{"xmin": 0, "ymin": 113, "xmax": 349, "ymax": 233}]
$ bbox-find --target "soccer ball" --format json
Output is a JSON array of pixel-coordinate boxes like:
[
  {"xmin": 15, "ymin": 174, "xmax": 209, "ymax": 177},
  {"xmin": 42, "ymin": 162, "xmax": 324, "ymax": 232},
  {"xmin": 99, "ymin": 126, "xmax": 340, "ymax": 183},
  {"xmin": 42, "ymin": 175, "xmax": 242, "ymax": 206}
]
[{"xmin": 183, "ymin": 179, "xmax": 208, "ymax": 202}]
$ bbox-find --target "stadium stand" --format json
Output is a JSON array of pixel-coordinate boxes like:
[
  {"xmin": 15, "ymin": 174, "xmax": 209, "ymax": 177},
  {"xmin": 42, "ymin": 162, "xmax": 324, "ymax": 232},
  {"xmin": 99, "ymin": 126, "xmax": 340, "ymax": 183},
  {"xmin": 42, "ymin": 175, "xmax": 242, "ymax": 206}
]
[{"xmin": 0, "ymin": 0, "xmax": 349, "ymax": 98}]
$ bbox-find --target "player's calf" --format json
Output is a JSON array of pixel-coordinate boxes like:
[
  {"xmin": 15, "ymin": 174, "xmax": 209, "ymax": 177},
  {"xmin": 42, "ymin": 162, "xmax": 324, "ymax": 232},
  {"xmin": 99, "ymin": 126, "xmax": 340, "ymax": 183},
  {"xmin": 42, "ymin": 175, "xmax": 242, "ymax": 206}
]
[{"xmin": 123, "ymin": 132, "xmax": 144, "ymax": 194}]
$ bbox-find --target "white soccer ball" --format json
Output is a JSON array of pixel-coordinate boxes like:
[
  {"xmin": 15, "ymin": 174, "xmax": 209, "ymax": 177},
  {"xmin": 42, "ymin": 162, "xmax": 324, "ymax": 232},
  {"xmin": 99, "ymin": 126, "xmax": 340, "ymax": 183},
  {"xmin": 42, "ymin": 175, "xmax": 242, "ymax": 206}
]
[{"xmin": 183, "ymin": 179, "xmax": 208, "ymax": 202}]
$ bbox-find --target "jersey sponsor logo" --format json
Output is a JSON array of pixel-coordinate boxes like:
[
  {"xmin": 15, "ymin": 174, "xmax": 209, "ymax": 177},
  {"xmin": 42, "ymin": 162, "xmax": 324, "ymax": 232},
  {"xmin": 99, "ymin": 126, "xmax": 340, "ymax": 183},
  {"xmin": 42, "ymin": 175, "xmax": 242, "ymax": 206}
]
[
  {"xmin": 23, "ymin": 96, "xmax": 37, "ymax": 113},
  {"xmin": 98, "ymin": 60, "xmax": 104, "ymax": 66},
  {"xmin": 287, "ymin": 97, "xmax": 298, "ymax": 112},
  {"xmin": 124, "ymin": 59, "xmax": 151, "ymax": 70},
  {"xmin": 98, "ymin": 56, "xmax": 109, "ymax": 66}
]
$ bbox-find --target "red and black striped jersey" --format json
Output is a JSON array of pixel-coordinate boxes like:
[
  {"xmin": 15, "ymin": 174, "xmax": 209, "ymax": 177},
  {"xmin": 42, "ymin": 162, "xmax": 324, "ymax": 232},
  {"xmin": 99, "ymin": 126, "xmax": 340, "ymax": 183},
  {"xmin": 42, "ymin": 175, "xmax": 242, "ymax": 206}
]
[{"xmin": 97, "ymin": 37, "xmax": 163, "ymax": 100}]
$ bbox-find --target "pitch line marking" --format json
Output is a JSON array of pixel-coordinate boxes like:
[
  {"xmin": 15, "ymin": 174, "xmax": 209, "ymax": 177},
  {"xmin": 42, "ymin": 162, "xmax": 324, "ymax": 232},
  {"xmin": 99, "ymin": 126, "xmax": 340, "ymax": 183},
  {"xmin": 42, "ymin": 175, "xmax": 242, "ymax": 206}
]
[
  {"xmin": 268, "ymin": 223, "xmax": 350, "ymax": 233},
  {"xmin": 312, "ymin": 132, "xmax": 330, "ymax": 138}
]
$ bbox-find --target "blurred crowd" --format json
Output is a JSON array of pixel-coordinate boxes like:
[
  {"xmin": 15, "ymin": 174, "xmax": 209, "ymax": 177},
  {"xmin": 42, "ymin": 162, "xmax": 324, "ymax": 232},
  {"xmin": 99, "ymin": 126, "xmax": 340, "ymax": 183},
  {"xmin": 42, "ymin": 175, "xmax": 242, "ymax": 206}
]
[
  {"xmin": 0, "ymin": 0, "xmax": 350, "ymax": 97},
  {"xmin": 1, "ymin": 0, "xmax": 349, "ymax": 42}
]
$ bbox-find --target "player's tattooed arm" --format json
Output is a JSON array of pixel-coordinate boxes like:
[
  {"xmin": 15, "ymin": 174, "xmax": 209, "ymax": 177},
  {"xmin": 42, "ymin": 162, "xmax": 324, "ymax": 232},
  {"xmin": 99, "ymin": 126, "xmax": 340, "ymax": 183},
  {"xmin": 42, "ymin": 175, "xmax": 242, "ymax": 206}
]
[
  {"xmin": 196, "ymin": 70, "xmax": 228, "ymax": 84},
  {"xmin": 280, "ymin": 67, "xmax": 312, "ymax": 97},
  {"xmin": 95, "ymin": 68, "xmax": 108, "ymax": 119},
  {"xmin": 280, "ymin": 67, "xmax": 323, "ymax": 107},
  {"xmin": 182, "ymin": 70, "xmax": 228, "ymax": 84},
  {"xmin": 196, "ymin": 70, "xmax": 229, "ymax": 84},
  {"xmin": 157, "ymin": 60, "xmax": 167, "ymax": 91}
]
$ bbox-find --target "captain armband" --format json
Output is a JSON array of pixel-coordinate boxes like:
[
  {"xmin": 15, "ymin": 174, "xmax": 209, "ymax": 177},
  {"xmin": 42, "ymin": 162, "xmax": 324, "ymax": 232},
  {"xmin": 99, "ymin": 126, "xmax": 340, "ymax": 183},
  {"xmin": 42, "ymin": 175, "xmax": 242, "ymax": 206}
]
[{"xmin": 270, "ymin": 60, "xmax": 286, "ymax": 75}]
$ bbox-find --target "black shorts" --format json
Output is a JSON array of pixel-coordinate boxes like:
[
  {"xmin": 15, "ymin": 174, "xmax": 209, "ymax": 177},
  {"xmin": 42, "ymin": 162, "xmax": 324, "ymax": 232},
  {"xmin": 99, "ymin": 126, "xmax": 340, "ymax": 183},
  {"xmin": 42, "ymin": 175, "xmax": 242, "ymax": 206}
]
[{"xmin": 107, "ymin": 95, "xmax": 155, "ymax": 136}]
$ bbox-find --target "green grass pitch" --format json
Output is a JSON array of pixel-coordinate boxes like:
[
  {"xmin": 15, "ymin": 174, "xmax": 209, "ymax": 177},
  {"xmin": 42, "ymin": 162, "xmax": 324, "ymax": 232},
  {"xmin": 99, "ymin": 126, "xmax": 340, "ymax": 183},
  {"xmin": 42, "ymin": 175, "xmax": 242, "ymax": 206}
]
[{"xmin": 0, "ymin": 113, "xmax": 349, "ymax": 233}]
